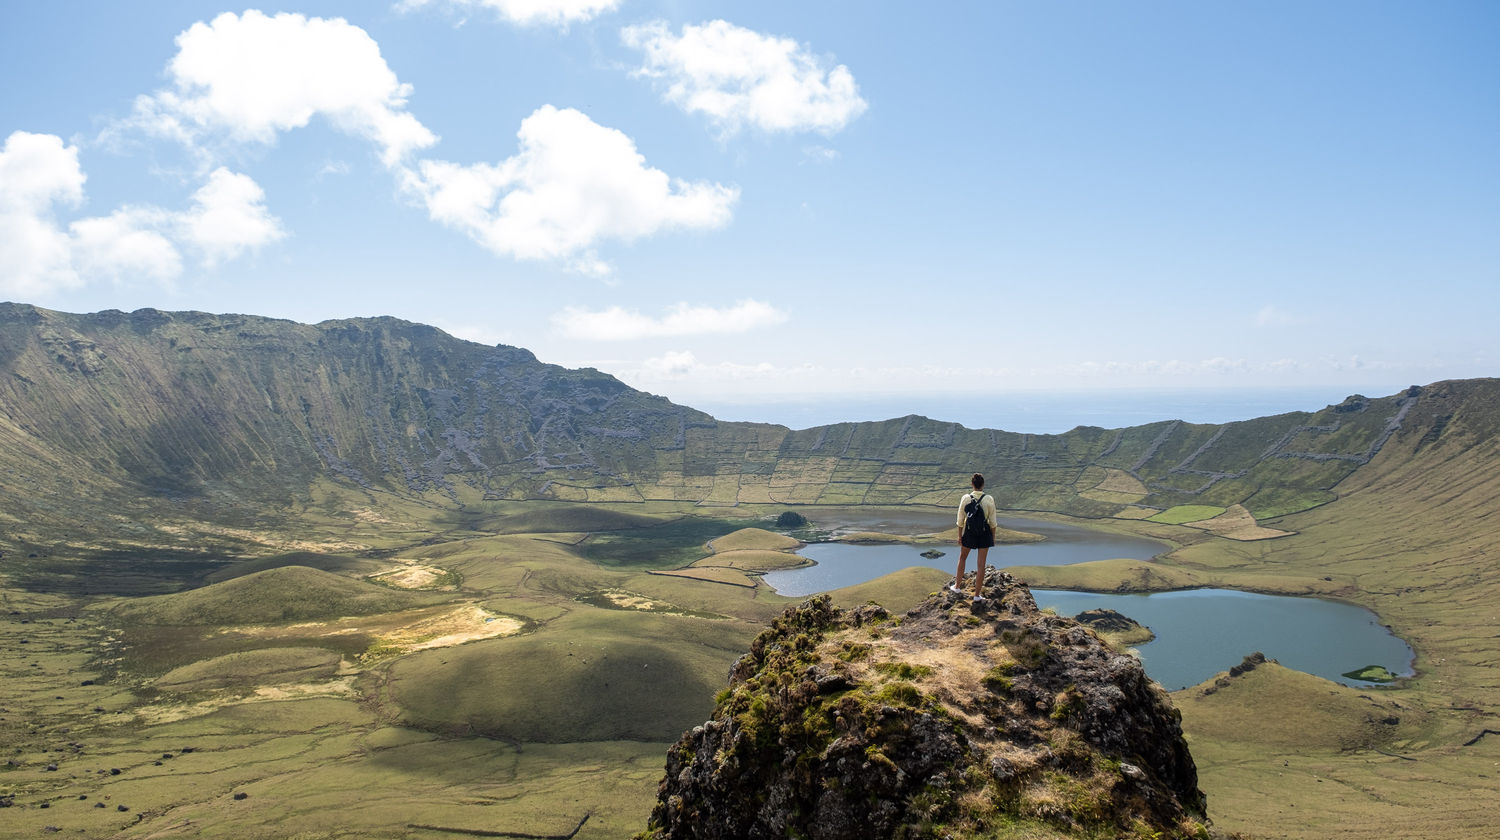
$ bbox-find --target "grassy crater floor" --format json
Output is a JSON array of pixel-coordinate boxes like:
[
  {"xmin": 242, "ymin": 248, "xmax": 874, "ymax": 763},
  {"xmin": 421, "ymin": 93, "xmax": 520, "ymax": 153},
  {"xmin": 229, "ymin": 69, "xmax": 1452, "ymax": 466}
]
[{"xmin": 2, "ymin": 491, "xmax": 1499, "ymax": 838}]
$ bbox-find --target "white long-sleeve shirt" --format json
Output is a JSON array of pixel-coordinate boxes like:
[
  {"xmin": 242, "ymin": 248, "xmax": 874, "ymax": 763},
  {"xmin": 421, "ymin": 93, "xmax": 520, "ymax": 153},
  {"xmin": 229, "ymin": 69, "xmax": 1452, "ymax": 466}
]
[{"xmin": 957, "ymin": 490, "xmax": 998, "ymax": 532}]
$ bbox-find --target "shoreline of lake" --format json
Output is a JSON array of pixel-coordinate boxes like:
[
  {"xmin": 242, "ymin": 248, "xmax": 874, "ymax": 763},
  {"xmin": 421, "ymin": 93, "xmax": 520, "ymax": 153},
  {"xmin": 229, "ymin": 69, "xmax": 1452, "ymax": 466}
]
[{"xmin": 758, "ymin": 515, "xmax": 1414, "ymax": 690}]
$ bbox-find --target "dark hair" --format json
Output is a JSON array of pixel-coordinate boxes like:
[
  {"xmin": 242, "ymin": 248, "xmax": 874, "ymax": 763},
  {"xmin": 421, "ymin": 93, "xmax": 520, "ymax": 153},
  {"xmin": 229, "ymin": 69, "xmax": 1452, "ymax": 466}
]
[{"xmin": 971, "ymin": 473, "xmax": 984, "ymax": 489}]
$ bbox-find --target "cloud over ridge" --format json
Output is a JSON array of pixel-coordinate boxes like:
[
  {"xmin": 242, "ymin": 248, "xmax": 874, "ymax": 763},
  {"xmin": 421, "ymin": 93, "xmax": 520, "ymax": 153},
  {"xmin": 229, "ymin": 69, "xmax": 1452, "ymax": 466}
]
[{"xmin": 0, "ymin": 131, "xmax": 283, "ymax": 296}]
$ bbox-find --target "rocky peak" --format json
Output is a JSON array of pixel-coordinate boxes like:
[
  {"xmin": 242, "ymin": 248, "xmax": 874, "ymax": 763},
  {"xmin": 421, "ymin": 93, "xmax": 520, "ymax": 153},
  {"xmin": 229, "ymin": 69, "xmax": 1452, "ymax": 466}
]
[{"xmin": 640, "ymin": 572, "xmax": 1208, "ymax": 839}]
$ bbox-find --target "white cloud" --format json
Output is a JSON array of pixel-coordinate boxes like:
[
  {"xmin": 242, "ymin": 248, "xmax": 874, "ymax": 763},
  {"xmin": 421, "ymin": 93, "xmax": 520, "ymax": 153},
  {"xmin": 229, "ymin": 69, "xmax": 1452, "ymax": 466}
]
[
  {"xmin": 130, "ymin": 10, "xmax": 436, "ymax": 166},
  {"xmin": 0, "ymin": 131, "xmax": 282, "ymax": 296},
  {"xmin": 404, "ymin": 105, "xmax": 738, "ymax": 270},
  {"xmin": 0, "ymin": 131, "xmax": 86, "ymax": 211},
  {"xmin": 70, "ymin": 207, "xmax": 182, "ymax": 284},
  {"xmin": 397, "ymin": 0, "xmax": 621, "ymax": 28},
  {"xmin": 178, "ymin": 168, "xmax": 286, "ymax": 265},
  {"xmin": 642, "ymin": 349, "xmax": 702, "ymax": 377},
  {"xmin": 0, "ymin": 132, "xmax": 87, "ymax": 295},
  {"xmin": 621, "ymin": 20, "xmax": 868, "ymax": 136},
  {"xmin": 552, "ymin": 299, "xmax": 787, "ymax": 340}
]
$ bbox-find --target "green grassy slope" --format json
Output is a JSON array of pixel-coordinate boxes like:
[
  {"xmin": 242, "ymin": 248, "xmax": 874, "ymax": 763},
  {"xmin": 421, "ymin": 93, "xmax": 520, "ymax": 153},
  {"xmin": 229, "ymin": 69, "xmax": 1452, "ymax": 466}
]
[
  {"xmin": 109, "ymin": 566, "xmax": 447, "ymax": 625},
  {"xmin": 0, "ymin": 305, "xmax": 1455, "ymax": 574}
]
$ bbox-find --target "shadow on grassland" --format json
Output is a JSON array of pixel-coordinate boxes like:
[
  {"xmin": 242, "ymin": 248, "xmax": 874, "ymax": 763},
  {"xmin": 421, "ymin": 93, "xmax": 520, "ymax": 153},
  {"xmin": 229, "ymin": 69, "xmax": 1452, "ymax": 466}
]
[{"xmin": 2, "ymin": 548, "xmax": 234, "ymax": 596}]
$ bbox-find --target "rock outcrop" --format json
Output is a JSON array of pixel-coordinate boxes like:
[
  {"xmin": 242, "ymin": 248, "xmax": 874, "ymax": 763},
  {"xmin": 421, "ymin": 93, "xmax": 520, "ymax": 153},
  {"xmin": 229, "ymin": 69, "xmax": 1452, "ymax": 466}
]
[{"xmin": 640, "ymin": 571, "xmax": 1207, "ymax": 839}]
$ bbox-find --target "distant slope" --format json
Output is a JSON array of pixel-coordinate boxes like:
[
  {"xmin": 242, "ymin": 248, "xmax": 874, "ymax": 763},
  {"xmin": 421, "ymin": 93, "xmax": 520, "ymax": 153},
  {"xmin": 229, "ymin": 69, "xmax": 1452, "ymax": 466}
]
[
  {"xmin": 0, "ymin": 303, "xmax": 1483, "ymax": 556},
  {"xmin": 109, "ymin": 566, "xmax": 444, "ymax": 625}
]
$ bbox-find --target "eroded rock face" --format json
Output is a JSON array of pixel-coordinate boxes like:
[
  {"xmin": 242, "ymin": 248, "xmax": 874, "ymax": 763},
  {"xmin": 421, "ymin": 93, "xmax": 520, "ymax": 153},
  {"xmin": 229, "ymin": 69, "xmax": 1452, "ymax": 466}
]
[{"xmin": 640, "ymin": 572, "xmax": 1207, "ymax": 839}]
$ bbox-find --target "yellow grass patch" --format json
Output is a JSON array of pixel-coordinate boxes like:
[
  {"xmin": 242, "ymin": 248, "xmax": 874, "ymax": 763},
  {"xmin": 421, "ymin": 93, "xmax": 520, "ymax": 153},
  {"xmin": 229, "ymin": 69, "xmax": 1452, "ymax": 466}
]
[
  {"xmin": 1186, "ymin": 503, "xmax": 1293, "ymax": 541},
  {"xmin": 135, "ymin": 676, "xmax": 359, "ymax": 724},
  {"xmin": 1113, "ymin": 506, "xmax": 1163, "ymax": 520},
  {"xmin": 369, "ymin": 561, "xmax": 454, "ymax": 589},
  {"xmin": 155, "ymin": 522, "xmax": 369, "ymax": 553},
  {"xmin": 1091, "ymin": 468, "xmax": 1149, "ymax": 496},
  {"xmin": 373, "ymin": 604, "xmax": 524, "ymax": 655}
]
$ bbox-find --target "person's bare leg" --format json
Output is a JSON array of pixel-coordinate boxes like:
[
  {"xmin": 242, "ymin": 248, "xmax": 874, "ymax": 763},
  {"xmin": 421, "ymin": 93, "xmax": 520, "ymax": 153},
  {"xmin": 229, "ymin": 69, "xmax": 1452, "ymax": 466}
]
[
  {"xmin": 954, "ymin": 546, "xmax": 971, "ymax": 592},
  {"xmin": 973, "ymin": 548, "xmax": 989, "ymax": 597}
]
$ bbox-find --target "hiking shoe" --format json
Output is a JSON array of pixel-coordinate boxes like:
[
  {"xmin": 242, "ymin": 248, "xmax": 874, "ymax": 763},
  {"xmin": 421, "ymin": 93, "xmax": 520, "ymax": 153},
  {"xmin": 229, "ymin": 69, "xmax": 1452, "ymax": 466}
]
[{"xmin": 946, "ymin": 584, "xmax": 964, "ymax": 596}]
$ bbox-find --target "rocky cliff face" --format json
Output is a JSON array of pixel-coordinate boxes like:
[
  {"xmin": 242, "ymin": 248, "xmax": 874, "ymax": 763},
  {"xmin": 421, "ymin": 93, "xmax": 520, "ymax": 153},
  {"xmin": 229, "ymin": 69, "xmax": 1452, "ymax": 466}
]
[{"xmin": 640, "ymin": 574, "xmax": 1207, "ymax": 839}]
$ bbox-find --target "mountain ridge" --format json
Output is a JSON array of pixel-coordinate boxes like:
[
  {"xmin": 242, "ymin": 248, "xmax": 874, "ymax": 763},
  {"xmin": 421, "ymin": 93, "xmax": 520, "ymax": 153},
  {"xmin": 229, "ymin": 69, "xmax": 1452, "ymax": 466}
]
[{"xmin": 0, "ymin": 303, "xmax": 1489, "ymax": 559}]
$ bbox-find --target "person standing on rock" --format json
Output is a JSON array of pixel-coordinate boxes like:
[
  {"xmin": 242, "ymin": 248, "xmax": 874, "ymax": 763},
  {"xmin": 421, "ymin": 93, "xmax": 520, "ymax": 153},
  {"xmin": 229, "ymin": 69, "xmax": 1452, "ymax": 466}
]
[{"xmin": 952, "ymin": 473, "xmax": 997, "ymax": 600}]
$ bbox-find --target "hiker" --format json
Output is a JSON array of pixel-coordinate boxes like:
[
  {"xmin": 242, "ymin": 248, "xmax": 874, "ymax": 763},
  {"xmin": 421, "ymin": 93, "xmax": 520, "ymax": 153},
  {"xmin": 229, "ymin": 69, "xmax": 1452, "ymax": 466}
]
[{"xmin": 951, "ymin": 473, "xmax": 997, "ymax": 600}]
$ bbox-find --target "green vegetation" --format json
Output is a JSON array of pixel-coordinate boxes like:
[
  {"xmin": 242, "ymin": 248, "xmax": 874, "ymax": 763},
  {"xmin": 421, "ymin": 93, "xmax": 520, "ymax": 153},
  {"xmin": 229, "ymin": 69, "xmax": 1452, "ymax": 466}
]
[
  {"xmin": 577, "ymin": 517, "xmax": 754, "ymax": 569},
  {"xmin": 1342, "ymin": 664, "xmax": 1398, "ymax": 683},
  {"xmin": 1148, "ymin": 505, "xmax": 1227, "ymax": 525},
  {"xmin": 2, "ymin": 305, "xmax": 1499, "ymax": 838}
]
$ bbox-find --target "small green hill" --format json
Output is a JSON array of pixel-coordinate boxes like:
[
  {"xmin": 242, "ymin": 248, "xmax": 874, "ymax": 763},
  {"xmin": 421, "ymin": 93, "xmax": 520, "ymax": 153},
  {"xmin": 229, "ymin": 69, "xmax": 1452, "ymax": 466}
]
[
  {"xmin": 154, "ymin": 647, "xmax": 342, "ymax": 692},
  {"xmin": 110, "ymin": 566, "xmax": 446, "ymax": 626},
  {"xmin": 825, "ymin": 566, "xmax": 949, "ymax": 613},
  {"xmin": 379, "ymin": 614, "xmax": 745, "ymax": 743},
  {"xmin": 709, "ymin": 527, "xmax": 801, "ymax": 552}
]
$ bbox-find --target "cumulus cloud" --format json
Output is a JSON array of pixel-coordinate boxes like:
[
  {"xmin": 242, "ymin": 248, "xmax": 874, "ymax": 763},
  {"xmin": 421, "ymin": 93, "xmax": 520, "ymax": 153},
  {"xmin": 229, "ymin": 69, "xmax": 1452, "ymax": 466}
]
[
  {"xmin": 621, "ymin": 20, "xmax": 868, "ymax": 136},
  {"xmin": 0, "ymin": 131, "xmax": 282, "ymax": 296},
  {"xmin": 552, "ymin": 299, "xmax": 787, "ymax": 340},
  {"xmin": 397, "ymin": 0, "xmax": 621, "ymax": 27},
  {"xmin": 69, "ymin": 207, "xmax": 182, "ymax": 284},
  {"xmin": 178, "ymin": 168, "xmax": 286, "ymax": 265},
  {"xmin": 128, "ymin": 10, "xmax": 436, "ymax": 166},
  {"xmin": 404, "ymin": 105, "xmax": 738, "ymax": 270},
  {"xmin": 0, "ymin": 132, "xmax": 88, "ymax": 295}
]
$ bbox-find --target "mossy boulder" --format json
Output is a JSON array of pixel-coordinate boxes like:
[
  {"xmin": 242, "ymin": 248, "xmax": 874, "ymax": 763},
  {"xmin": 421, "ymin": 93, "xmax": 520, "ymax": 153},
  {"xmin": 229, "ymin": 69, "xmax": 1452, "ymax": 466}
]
[{"xmin": 640, "ymin": 574, "xmax": 1207, "ymax": 839}]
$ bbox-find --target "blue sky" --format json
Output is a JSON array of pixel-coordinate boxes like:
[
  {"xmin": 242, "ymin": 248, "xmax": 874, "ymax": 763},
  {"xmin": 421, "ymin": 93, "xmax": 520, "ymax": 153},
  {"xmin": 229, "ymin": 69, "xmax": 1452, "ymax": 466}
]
[{"xmin": 1, "ymin": 1, "xmax": 1496, "ymax": 416}]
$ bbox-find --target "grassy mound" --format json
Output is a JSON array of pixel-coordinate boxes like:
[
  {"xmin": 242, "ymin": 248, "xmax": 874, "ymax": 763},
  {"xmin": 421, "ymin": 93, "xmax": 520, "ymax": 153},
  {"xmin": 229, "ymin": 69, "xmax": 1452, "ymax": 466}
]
[
  {"xmin": 381, "ymin": 617, "xmax": 740, "ymax": 743},
  {"xmin": 481, "ymin": 504, "xmax": 673, "ymax": 534},
  {"xmin": 1176, "ymin": 660, "xmax": 1429, "ymax": 751},
  {"xmin": 709, "ymin": 527, "xmax": 801, "ymax": 552},
  {"xmin": 154, "ymin": 647, "xmax": 342, "ymax": 692},
  {"xmin": 1006, "ymin": 558, "xmax": 1204, "ymax": 592},
  {"xmin": 825, "ymin": 566, "xmax": 949, "ymax": 613},
  {"xmin": 110, "ymin": 566, "xmax": 446, "ymax": 626},
  {"xmin": 203, "ymin": 551, "xmax": 381, "ymax": 584}
]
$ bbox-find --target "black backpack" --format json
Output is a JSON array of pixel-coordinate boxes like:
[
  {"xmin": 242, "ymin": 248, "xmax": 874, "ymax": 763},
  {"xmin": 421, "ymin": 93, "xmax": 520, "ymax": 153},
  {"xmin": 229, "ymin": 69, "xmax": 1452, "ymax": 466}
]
[{"xmin": 962, "ymin": 492, "xmax": 991, "ymax": 542}]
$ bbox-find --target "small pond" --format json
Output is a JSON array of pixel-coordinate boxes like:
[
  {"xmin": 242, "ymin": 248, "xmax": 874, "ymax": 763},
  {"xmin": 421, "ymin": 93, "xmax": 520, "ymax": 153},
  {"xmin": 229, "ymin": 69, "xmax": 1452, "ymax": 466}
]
[
  {"xmin": 1030, "ymin": 588, "xmax": 1414, "ymax": 690},
  {"xmin": 761, "ymin": 517, "xmax": 1415, "ymax": 689}
]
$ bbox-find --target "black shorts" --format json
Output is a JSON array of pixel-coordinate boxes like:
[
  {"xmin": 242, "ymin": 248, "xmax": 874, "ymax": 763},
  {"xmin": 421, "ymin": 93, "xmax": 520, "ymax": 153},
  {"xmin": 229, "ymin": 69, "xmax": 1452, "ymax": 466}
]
[{"xmin": 961, "ymin": 529, "xmax": 995, "ymax": 549}]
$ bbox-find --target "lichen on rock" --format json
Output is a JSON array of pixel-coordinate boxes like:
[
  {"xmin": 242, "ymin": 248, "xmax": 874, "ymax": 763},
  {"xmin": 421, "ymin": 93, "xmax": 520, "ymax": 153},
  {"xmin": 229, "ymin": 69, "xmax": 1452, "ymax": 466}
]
[{"xmin": 639, "ymin": 571, "xmax": 1209, "ymax": 839}]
